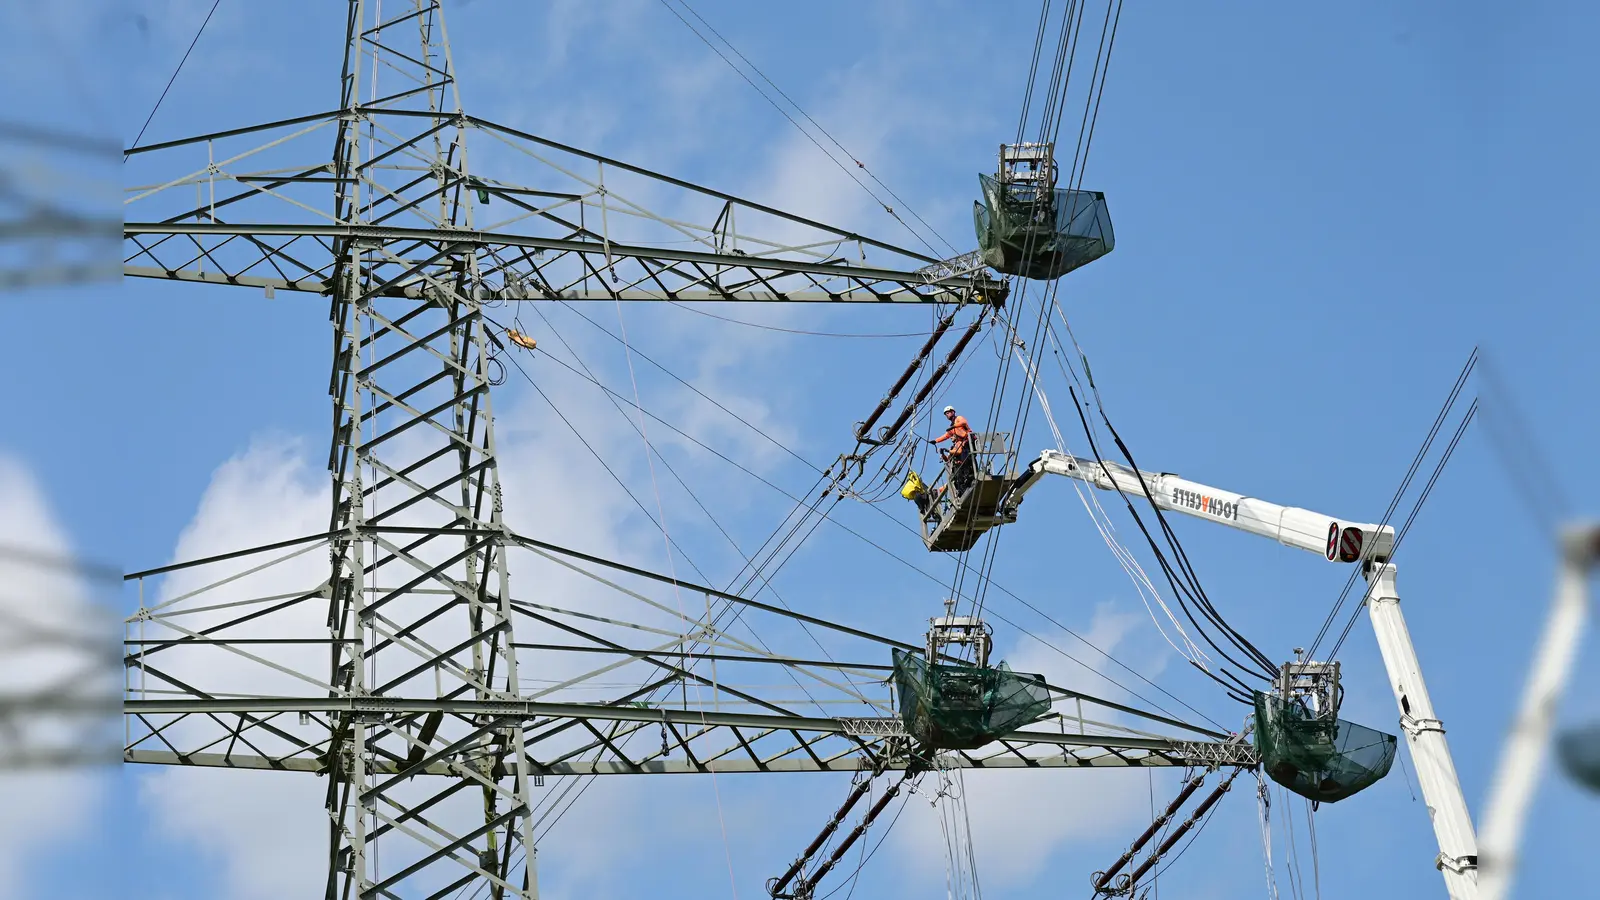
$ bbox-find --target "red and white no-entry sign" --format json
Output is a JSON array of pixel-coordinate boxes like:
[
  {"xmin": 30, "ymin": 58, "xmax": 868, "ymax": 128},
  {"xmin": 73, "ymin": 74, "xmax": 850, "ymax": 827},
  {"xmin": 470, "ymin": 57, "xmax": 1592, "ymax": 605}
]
[{"xmin": 1339, "ymin": 526, "xmax": 1364, "ymax": 563}]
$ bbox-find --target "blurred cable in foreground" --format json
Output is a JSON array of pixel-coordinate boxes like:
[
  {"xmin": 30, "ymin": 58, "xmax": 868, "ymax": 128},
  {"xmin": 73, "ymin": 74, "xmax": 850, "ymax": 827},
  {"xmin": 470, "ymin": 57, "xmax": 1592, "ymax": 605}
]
[
  {"xmin": 0, "ymin": 544, "xmax": 121, "ymax": 771},
  {"xmin": 0, "ymin": 120, "xmax": 120, "ymax": 292},
  {"xmin": 1477, "ymin": 522, "xmax": 1600, "ymax": 900}
]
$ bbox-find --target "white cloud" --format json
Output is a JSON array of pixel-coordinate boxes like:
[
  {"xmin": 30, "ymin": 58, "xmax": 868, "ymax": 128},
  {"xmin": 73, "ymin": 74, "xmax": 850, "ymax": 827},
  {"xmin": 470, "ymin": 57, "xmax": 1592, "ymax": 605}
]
[
  {"xmin": 135, "ymin": 436, "xmax": 331, "ymax": 900},
  {"xmin": 142, "ymin": 766, "xmax": 325, "ymax": 900}
]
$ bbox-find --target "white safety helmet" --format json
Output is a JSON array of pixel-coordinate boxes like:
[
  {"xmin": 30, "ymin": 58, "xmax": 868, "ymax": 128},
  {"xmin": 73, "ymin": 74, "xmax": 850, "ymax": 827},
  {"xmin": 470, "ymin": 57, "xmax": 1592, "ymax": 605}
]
[{"xmin": 943, "ymin": 405, "xmax": 955, "ymax": 414}]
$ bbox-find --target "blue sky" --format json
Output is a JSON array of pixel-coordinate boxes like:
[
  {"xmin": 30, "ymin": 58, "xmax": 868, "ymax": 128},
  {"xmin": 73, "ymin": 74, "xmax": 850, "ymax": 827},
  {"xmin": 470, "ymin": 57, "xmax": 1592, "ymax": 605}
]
[{"xmin": 1, "ymin": 0, "xmax": 1596, "ymax": 898}]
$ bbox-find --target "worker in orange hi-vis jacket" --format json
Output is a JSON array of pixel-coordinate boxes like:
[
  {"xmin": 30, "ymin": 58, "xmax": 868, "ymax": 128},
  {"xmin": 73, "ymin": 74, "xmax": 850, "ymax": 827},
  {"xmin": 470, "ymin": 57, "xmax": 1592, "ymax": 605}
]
[{"xmin": 929, "ymin": 405, "xmax": 975, "ymax": 495}]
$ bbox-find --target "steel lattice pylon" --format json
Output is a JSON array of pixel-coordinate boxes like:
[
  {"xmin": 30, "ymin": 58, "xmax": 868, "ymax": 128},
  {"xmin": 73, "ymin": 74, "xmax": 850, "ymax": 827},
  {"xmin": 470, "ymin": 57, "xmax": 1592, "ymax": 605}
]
[{"xmin": 121, "ymin": 3, "xmax": 1251, "ymax": 897}]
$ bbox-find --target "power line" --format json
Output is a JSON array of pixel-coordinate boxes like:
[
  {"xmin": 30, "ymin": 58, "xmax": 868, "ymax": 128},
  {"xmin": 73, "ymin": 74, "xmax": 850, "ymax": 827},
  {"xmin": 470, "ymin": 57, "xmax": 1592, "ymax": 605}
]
[
  {"xmin": 1477, "ymin": 350, "xmax": 1571, "ymax": 538},
  {"xmin": 553, "ymin": 300, "xmax": 827, "ymax": 473},
  {"xmin": 667, "ymin": 0, "xmax": 959, "ymax": 256},
  {"xmin": 666, "ymin": 301, "xmax": 940, "ymax": 338},
  {"xmin": 1014, "ymin": 1, "xmax": 1056, "ymax": 144},
  {"xmin": 1326, "ymin": 398, "xmax": 1477, "ymax": 659},
  {"xmin": 1066, "ymin": 385, "xmax": 1277, "ymax": 695},
  {"xmin": 488, "ymin": 319, "xmax": 1216, "ymax": 731},
  {"xmin": 522, "ymin": 303, "xmax": 845, "ymax": 713},
  {"xmin": 958, "ymin": 0, "xmax": 1127, "ymax": 638},
  {"xmin": 656, "ymin": 0, "xmax": 952, "ymax": 257},
  {"xmin": 507, "ymin": 303, "xmax": 1216, "ymax": 723},
  {"xmin": 127, "ymin": 0, "xmax": 224, "ymax": 155},
  {"xmin": 605, "ymin": 273, "xmax": 744, "ymax": 897},
  {"xmin": 1305, "ymin": 348, "xmax": 1477, "ymax": 661}
]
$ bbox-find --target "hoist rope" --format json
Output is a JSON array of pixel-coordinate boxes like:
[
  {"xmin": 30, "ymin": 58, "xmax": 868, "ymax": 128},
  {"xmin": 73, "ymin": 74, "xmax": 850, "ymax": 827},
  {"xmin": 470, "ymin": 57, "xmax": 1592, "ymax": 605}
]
[
  {"xmin": 1255, "ymin": 774, "xmax": 1283, "ymax": 900},
  {"xmin": 1281, "ymin": 785, "xmax": 1307, "ymax": 900},
  {"xmin": 1304, "ymin": 797, "xmax": 1323, "ymax": 900}
]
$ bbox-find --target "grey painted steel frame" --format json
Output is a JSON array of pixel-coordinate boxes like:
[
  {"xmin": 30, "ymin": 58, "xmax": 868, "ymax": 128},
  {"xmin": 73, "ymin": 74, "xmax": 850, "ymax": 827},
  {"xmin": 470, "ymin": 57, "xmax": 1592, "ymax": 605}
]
[{"xmin": 320, "ymin": 5, "xmax": 534, "ymax": 898}]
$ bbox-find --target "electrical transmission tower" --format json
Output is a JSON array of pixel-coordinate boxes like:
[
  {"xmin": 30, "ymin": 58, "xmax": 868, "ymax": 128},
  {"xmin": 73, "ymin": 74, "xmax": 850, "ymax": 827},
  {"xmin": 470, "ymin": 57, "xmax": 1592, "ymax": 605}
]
[{"xmin": 121, "ymin": 3, "xmax": 1252, "ymax": 897}]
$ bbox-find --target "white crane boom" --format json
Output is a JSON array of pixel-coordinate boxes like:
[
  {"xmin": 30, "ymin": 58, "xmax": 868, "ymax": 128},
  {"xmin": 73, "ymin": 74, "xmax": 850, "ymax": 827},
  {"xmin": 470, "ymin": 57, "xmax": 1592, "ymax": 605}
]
[
  {"xmin": 1478, "ymin": 523, "xmax": 1600, "ymax": 900},
  {"xmin": 1015, "ymin": 450, "xmax": 1397, "ymax": 562},
  {"xmin": 1011, "ymin": 448, "xmax": 1480, "ymax": 899}
]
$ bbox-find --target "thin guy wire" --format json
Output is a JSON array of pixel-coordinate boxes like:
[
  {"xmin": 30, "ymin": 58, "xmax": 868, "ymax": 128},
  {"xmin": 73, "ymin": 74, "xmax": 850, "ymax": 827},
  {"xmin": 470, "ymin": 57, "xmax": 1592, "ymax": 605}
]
[{"xmin": 127, "ymin": 0, "xmax": 225, "ymax": 156}]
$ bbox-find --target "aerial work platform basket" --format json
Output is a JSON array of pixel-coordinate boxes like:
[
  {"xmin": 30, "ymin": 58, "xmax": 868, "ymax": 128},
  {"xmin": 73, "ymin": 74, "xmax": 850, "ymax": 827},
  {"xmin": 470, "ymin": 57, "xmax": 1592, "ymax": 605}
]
[
  {"xmin": 973, "ymin": 143, "xmax": 1114, "ymax": 281},
  {"xmin": 892, "ymin": 601, "xmax": 1051, "ymax": 750},
  {"xmin": 1252, "ymin": 685, "xmax": 1397, "ymax": 804},
  {"xmin": 918, "ymin": 432, "xmax": 1026, "ymax": 552},
  {"xmin": 892, "ymin": 650, "xmax": 1051, "ymax": 750}
]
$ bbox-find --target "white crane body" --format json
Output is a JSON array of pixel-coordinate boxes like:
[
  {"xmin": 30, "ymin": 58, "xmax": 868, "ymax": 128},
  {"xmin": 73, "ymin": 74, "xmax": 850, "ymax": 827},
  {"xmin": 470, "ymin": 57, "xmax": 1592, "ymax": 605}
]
[
  {"xmin": 1013, "ymin": 450, "xmax": 1396, "ymax": 562},
  {"xmin": 1009, "ymin": 448, "xmax": 1479, "ymax": 899}
]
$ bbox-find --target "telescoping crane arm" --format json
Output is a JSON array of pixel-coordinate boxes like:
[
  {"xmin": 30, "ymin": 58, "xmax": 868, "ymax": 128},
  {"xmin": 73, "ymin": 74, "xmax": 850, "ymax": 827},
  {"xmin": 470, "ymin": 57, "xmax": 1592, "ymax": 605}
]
[
  {"xmin": 1011, "ymin": 449, "xmax": 1397, "ymax": 563},
  {"xmin": 1009, "ymin": 448, "xmax": 1481, "ymax": 900}
]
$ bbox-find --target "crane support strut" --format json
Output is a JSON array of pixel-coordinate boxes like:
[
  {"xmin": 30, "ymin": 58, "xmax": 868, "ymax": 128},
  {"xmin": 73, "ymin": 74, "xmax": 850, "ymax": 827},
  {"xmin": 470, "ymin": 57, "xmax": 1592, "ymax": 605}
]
[{"xmin": 1011, "ymin": 448, "xmax": 1480, "ymax": 899}]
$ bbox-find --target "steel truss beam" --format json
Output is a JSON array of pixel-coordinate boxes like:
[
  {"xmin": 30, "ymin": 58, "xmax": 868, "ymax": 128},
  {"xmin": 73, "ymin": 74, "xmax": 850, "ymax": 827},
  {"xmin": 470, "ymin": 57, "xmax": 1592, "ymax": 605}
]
[
  {"xmin": 124, "ymin": 695, "xmax": 1257, "ymax": 774},
  {"xmin": 122, "ymin": 106, "xmax": 1005, "ymax": 306}
]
